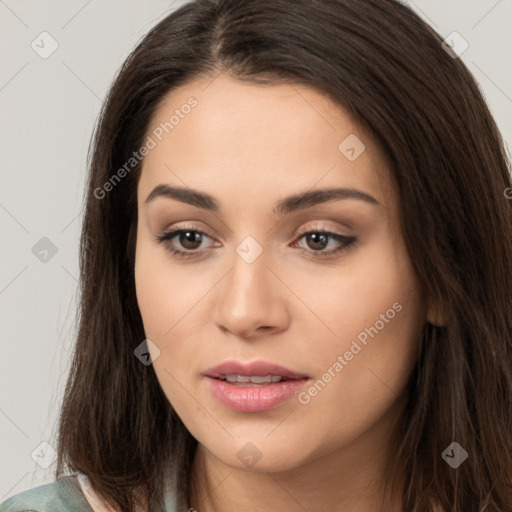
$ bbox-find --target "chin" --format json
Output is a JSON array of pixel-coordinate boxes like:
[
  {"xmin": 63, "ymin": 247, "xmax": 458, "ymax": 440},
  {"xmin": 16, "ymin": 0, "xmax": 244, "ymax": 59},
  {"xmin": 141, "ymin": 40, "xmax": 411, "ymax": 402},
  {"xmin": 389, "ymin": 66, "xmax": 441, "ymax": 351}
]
[{"xmin": 195, "ymin": 429, "xmax": 319, "ymax": 474}]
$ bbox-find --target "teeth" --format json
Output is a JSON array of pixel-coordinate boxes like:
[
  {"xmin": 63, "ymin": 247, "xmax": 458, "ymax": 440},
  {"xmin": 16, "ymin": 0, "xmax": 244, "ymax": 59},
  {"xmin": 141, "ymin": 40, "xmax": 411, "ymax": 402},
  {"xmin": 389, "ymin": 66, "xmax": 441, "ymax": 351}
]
[{"xmin": 221, "ymin": 374, "xmax": 284, "ymax": 384}]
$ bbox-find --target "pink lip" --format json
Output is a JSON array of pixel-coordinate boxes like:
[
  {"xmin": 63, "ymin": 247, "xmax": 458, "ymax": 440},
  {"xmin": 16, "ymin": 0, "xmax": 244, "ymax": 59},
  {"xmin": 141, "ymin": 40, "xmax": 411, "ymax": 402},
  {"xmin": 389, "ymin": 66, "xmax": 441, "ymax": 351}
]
[
  {"xmin": 204, "ymin": 360, "xmax": 309, "ymax": 380},
  {"xmin": 203, "ymin": 360, "xmax": 310, "ymax": 412}
]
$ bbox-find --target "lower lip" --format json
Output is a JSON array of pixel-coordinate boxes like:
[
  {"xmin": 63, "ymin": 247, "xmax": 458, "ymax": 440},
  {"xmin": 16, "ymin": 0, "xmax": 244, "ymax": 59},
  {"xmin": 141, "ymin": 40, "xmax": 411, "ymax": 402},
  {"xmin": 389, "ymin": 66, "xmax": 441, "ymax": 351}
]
[{"xmin": 206, "ymin": 377, "xmax": 309, "ymax": 412}]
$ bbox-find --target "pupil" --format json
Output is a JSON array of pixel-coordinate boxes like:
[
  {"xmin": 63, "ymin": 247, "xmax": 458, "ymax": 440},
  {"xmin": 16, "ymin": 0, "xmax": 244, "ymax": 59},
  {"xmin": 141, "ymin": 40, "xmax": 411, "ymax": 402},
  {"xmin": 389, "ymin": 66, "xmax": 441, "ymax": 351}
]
[
  {"xmin": 307, "ymin": 233, "xmax": 327, "ymax": 250},
  {"xmin": 180, "ymin": 231, "xmax": 202, "ymax": 249}
]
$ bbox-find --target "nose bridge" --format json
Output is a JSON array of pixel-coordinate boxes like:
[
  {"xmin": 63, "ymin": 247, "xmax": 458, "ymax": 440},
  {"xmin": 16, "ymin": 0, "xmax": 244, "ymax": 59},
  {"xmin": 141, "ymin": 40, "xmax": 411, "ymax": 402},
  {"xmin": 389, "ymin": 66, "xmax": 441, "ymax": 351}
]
[
  {"xmin": 213, "ymin": 238, "xmax": 288, "ymax": 337},
  {"xmin": 225, "ymin": 243, "xmax": 273, "ymax": 313}
]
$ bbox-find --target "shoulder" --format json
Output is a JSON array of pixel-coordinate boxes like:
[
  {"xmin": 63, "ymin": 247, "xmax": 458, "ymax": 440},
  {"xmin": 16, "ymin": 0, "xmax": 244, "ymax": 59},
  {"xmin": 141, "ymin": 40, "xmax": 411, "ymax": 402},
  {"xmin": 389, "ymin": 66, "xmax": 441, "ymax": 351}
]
[{"xmin": 0, "ymin": 476, "xmax": 93, "ymax": 512}]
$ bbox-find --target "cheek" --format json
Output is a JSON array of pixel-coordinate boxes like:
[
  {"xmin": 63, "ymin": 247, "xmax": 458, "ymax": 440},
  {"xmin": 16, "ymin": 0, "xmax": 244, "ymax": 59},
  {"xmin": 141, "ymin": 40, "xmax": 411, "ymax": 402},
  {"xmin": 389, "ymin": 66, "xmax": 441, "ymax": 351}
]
[
  {"xmin": 134, "ymin": 233, "xmax": 203, "ymax": 340},
  {"xmin": 134, "ymin": 238, "xmax": 200, "ymax": 408},
  {"xmin": 134, "ymin": 233, "xmax": 218, "ymax": 401},
  {"xmin": 291, "ymin": 231, "xmax": 423, "ymax": 351},
  {"xmin": 135, "ymin": 240, "xmax": 170, "ymax": 339},
  {"xmin": 296, "ymin": 235, "xmax": 425, "ymax": 416}
]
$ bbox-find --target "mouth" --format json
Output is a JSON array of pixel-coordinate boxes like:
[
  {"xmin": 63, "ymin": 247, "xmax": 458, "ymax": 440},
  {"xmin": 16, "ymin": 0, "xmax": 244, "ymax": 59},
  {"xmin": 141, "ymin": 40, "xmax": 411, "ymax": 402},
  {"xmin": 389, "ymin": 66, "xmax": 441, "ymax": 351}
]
[
  {"xmin": 204, "ymin": 360, "xmax": 309, "ymax": 381},
  {"xmin": 215, "ymin": 374, "xmax": 301, "ymax": 385},
  {"xmin": 203, "ymin": 360, "xmax": 310, "ymax": 412}
]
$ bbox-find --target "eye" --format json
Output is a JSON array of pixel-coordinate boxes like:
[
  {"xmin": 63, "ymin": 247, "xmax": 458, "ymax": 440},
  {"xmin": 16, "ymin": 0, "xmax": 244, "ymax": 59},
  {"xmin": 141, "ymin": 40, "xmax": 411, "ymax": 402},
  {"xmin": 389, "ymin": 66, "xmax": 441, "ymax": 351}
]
[
  {"xmin": 153, "ymin": 228, "xmax": 217, "ymax": 259},
  {"xmin": 154, "ymin": 226, "xmax": 357, "ymax": 260},
  {"xmin": 292, "ymin": 230, "xmax": 356, "ymax": 258}
]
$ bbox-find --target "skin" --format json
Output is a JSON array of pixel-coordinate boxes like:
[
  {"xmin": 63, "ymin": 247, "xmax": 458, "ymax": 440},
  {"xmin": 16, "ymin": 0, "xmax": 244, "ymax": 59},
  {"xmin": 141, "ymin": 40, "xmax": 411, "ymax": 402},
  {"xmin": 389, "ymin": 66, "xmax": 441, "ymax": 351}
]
[{"xmin": 134, "ymin": 73, "xmax": 439, "ymax": 512}]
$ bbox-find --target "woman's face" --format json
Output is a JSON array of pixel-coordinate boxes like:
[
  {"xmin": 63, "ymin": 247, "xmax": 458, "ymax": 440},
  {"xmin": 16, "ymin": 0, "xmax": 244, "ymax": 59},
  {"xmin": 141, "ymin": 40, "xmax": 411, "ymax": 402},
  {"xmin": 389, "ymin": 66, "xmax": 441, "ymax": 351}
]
[{"xmin": 135, "ymin": 73, "xmax": 429, "ymax": 473}]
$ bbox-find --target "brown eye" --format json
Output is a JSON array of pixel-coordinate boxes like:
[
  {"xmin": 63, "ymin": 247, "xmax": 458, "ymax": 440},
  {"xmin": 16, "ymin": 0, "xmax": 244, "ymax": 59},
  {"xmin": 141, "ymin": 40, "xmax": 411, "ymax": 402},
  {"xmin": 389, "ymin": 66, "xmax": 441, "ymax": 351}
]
[
  {"xmin": 179, "ymin": 231, "xmax": 203, "ymax": 250},
  {"xmin": 153, "ymin": 228, "xmax": 217, "ymax": 260},
  {"xmin": 293, "ymin": 230, "xmax": 357, "ymax": 258},
  {"xmin": 304, "ymin": 232, "xmax": 329, "ymax": 251}
]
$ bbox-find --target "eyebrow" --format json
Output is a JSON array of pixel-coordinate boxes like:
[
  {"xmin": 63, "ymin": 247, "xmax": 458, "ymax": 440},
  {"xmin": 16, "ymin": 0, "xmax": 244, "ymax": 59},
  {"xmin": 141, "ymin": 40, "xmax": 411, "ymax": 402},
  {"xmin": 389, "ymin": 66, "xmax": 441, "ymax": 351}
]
[{"xmin": 144, "ymin": 184, "xmax": 380, "ymax": 214}]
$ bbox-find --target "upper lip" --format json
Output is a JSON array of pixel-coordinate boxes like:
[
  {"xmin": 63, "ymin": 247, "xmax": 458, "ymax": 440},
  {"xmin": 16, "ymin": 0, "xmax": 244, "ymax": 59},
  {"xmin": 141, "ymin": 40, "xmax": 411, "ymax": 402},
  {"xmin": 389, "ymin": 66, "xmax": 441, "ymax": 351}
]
[{"xmin": 203, "ymin": 360, "xmax": 310, "ymax": 380}]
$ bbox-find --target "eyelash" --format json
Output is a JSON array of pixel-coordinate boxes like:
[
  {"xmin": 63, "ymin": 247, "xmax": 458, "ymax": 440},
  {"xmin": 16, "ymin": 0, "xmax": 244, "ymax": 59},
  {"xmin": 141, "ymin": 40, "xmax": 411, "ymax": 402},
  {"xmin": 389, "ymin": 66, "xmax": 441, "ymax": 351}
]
[{"xmin": 153, "ymin": 226, "xmax": 357, "ymax": 260}]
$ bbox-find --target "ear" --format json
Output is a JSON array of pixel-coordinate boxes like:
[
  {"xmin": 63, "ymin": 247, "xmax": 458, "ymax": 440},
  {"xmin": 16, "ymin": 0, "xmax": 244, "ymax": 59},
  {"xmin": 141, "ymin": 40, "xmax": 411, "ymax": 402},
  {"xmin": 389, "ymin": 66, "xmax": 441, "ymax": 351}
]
[{"xmin": 426, "ymin": 295, "xmax": 450, "ymax": 327}]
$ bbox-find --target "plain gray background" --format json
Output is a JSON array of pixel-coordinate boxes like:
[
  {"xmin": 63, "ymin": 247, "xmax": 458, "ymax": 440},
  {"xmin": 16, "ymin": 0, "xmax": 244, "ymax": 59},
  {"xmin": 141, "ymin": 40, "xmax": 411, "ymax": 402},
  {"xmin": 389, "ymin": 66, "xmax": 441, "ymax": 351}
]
[{"xmin": 1, "ymin": 0, "xmax": 511, "ymax": 501}]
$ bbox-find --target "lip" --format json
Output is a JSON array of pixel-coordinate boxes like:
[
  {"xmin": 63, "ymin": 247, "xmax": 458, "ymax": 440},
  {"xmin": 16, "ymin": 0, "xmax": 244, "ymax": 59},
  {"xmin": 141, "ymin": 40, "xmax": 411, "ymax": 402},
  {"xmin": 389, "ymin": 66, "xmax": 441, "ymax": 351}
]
[
  {"xmin": 203, "ymin": 360, "xmax": 310, "ymax": 412},
  {"xmin": 203, "ymin": 360, "xmax": 310, "ymax": 380}
]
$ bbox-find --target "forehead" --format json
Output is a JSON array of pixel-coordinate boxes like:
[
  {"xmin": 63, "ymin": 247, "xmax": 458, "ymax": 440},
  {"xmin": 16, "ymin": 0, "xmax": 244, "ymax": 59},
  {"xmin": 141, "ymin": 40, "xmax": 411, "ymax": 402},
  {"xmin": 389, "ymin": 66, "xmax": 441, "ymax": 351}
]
[{"xmin": 138, "ymin": 73, "xmax": 393, "ymax": 209}]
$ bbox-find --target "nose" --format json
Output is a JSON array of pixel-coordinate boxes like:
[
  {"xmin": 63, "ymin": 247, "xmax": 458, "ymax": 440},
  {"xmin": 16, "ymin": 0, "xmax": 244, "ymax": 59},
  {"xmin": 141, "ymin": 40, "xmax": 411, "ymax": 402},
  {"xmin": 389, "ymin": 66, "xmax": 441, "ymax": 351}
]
[{"xmin": 212, "ymin": 246, "xmax": 291, "ymax": 340}]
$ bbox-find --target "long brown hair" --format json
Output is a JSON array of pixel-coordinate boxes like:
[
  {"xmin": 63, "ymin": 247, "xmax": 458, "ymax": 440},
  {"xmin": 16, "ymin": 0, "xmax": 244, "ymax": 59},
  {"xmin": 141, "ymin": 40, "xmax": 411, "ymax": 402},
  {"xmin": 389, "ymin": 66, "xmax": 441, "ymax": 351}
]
[{"xmin": 55, "ymin": 0, "xmax": 512, "ymax": 510}]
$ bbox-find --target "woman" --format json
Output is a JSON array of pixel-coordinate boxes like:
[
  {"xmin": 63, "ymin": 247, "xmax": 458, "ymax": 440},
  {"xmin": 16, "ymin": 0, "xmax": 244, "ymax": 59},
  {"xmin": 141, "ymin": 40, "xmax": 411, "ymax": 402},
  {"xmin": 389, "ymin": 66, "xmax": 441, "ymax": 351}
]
[{"xmin": 1, "ymin": 0, "xmax": 511, "ymax": 511}]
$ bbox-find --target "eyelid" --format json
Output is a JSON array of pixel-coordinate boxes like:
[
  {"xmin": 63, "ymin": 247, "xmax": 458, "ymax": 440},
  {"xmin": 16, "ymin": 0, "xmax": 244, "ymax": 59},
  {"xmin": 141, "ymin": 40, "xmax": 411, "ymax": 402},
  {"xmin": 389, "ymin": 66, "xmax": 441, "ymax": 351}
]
[
  {"xmin": 154, "ymin": 221, "xmax": 357, "ymax": 259},
  {"xmin": 294, "ymin": 220, "xmax": 353, "ymax": 237},
  {"xmin": 157, "ymin": 221, "xmax": 215, "ymax": 239},
  {"xmin": 154, "ymin": 225, "xmax": 217, "ymax": 246},
  {"xmin": 158, "ymin": 220, "xmax": 351, "ymax": 243}
]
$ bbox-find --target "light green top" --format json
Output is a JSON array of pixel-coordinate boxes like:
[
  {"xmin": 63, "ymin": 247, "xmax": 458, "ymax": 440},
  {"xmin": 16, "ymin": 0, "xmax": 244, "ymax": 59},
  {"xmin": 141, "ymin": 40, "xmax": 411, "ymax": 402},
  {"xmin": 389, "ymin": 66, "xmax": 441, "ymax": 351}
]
[{"xmin": 0, "ymin": 475, "xmax": 179, "ymax": 512}]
